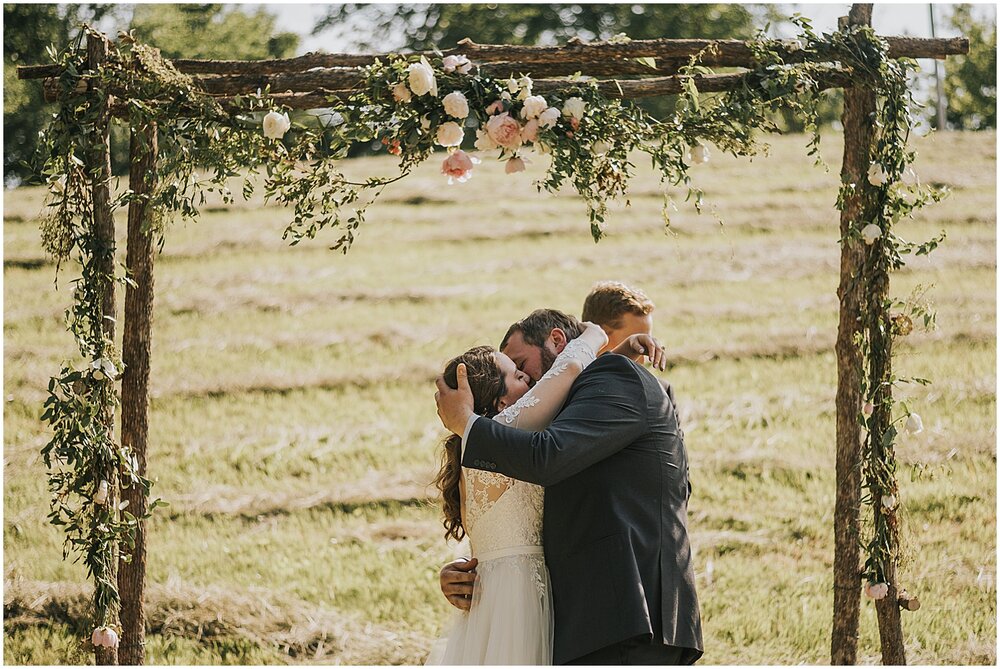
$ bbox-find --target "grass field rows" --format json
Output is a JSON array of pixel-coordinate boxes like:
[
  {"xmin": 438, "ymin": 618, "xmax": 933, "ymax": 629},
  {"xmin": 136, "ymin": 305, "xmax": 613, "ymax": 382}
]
[{"xmin": 4, "ymin": 130, "xmax": 996, "ymax": 664}]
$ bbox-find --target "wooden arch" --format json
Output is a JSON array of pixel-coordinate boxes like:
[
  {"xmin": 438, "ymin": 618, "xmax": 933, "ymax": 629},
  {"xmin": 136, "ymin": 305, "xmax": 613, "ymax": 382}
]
[{"xmin": 16, "ymin": 4, "xmax": 968, "ymax": 665}]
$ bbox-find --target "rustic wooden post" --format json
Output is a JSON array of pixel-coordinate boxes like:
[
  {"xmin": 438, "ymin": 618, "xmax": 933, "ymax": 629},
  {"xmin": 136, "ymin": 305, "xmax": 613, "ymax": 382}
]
[
  {"xmin": 87, "ymin": 28, "xmax": 119, "ymax": 667},
  {"xmin": 117, "ymin": 119, "xmax": 158, "ymax": 666},
  {"xmin": 831, "ymin": 4, "xmax": 874, "ymax": 665}
]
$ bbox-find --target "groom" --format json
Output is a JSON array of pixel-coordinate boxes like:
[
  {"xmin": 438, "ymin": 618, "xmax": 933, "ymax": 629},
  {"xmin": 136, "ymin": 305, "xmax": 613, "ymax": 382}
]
[{"xmin": 435, "ymin": 308, "xmax": 703, "ymax": 665}]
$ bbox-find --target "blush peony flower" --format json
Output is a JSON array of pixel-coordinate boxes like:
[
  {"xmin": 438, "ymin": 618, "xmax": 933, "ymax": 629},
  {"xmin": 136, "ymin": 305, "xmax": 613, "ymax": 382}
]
[
  {"xmin": 94, "ymin": 480, "xmax": 110, "ymax": 505},
  {"xmin": 867, "ymin": 162, "xmax": 889, "ymax": 186},
  {"xmin": 562, "ymin": 97, "xmax": 586, "ymax": 120},
  {"xmin": 689, "ymin": 144, "xmax": 710, "ymax": 164},
  {"xmin": 92, "ymin": 626, "xmax": 120, "ymax": 648},
  {"xmin": 435, "ymin": 121, "xmax": 465, "ymax": 147},
  {"xmin": 505, "ymin": 156, "xmax": 526, "ymax": 174},
  {"xmin": 863, "ymin": 401, "xmax": 874, "ymax": 416},
  {"xmin": 864, "ymin": 582, "xmax": 889, "ymax": 600},
  {"xmin": 262, "ymin": 111, "xmax": 291, "ymax": 139},
  {"xmin": 538, "ymin": 107, "xmax": 561, "ymax": 129},
  {"xmin": 442, "ymin": 54, "xmax": 472, "ymax": 74},
  {"xmin": 441, "ymin": 150, "xmax": 478, "ymax": 184},
  {"xmin": 905, "ymin": 412, "xmax": 923, "ymax": 434},
  {"xmin": 521, "ymin": 95, "xmax": 548, "ymax": 120},
  {"xmin": 520, "ymin": 119, "xmax": 539, "ymax": 143},
  {"xmin": 486, "ymin": 113, "xmax": 523, "ymax": 150},
  {"xmin": 474, "ymin": 128, "xmax": 498, "ymax": 151},
  {"xmin": 407, "ymin": 58, "xmax": 438, "ymax": 96},
  {"xmin": 443, "ymin": 91, "xmax": 470, "ymax": 119},
  {"xmin": 861, "ymin": 223, "xmax": 882, "ymax": 245},
  {"xmin": 391, "ymin": 82, "xmax": 411, "ymax": 103}
]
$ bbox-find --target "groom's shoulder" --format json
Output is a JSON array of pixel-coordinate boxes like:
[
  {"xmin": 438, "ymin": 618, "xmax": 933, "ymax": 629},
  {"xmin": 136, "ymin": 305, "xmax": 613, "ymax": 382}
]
[{"xmin": 582, "ymin": 352, "xmax": 644, "ymax": 378}]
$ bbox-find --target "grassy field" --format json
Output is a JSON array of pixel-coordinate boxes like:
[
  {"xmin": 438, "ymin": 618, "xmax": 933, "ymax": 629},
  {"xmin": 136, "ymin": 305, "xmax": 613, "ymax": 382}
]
[{"xmin": 4, "ymin": 130, "xmax": 996, "ymax": 665}]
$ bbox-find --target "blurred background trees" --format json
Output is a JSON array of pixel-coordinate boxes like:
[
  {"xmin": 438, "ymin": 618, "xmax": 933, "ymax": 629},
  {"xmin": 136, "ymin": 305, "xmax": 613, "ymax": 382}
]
[{"xmin": 4, "ymin": 3, "xmax": 996, "ymax": 187}]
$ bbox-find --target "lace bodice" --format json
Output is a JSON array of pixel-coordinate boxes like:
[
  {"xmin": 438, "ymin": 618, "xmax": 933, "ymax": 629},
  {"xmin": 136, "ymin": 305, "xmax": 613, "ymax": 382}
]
[{"xmin": 463, "ymin": 325, "xmax": 605, "ymax": 558}]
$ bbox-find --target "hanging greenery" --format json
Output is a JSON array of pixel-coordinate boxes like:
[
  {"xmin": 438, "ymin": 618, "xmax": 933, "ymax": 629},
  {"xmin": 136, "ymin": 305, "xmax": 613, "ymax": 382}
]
[{"xmin": 35, "ymin": 17, "xmax": 948, "ymax": 644}]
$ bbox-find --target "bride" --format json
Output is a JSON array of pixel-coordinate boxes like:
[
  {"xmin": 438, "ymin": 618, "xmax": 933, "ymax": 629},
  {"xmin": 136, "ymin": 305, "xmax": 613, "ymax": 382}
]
[{"xmin": 426, "ymin": 322, "xmax": 663, "ymax": 665}]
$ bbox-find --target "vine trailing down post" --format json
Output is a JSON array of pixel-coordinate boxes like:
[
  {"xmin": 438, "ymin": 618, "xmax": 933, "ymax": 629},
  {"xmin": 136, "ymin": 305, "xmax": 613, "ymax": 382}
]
[{"xmin": 26, "ymin": 9, "xmax": 964, "ymax": 663}]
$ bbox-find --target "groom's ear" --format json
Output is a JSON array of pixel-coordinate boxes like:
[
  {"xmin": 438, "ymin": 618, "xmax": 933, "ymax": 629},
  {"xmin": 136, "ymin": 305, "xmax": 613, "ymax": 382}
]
[{"xmin": 550, "ymin": 328, "xmax": 568, "ymax": 353}]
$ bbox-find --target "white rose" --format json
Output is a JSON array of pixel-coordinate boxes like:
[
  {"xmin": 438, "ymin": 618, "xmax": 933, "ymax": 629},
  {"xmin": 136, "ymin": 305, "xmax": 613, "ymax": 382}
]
[
  {"xmin": 689, "ymin": 144, "xmax": 710, "ymax": 165},
  {"xmin": 442, "ymin": 54, "xmax": 472, "ymax": 74},
  {"xmin": 521, "ymin": 95, "xmax": 548, "ymax": 120},
  {"xmin": 507, "ymin": 76, "xmax": 519, "ymax": 94},
  {"xmin": 881, "ymin": 494, "xmax": 897, "ymax": 510},
  {"xmin": 901, "ymin": 167, "xmax": 919, "ymax": 186},
  {"xmin": 861, "ymin": 223, "xmax": 882, "ymax": 246},
  {"xmin": 94, "ymin": 480, "xmax": 109, "ymax": 506},
  {"xmin": 474, "ymin": 128, "xmax": 498, "ymax": 151},
  {"xmin": 905, "ymin": 412, "xmax": 924, "ymax": 434},
  {"xmin": 518, "ymin": 75, "xmax": 533, "ymax": 92},
  {"xmin": 408, "ymin": 58, "xmax": 438, "ymax": 97},
  {"xmin": 592, "ymin": 140, "xmax": 610, "ymax": 155},
  {"xmin": 867, "ymin": 162, "xmax": 888, "ymax": 186},
  {"xmin": 562, "ymin": 97, "xmax": 586, "ymax": 120},
  {"xmin": 442, "ymin": 91, "xmax": 470, "ymax": 119},
  {"xmin": 538, "ymin": 107, "xmax": 561, "ymax": 129},
  {"xmin": 391, "ymin": 82, "xmax": 411, "ymax": 103},
  {"xmin": 435, "ymin": 121, "xmax": 465, "ymax": 147},
  {"xmin": 500, "ymin": 90, "xmax": 512, "ymax": 102},
  {"xmin": 262, "ymin": 111, "xmax": 291, "ymax": 139}
]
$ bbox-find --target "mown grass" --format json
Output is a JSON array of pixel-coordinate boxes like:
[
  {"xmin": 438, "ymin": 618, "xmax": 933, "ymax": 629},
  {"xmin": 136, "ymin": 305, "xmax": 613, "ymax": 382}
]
[{"xmin": 4, "ymin": 130, "xmax": 996, "ymax": 664}]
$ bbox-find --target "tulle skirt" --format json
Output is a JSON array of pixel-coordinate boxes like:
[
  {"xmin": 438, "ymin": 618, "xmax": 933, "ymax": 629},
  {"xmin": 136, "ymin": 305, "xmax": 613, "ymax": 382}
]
[{"xmin": 426, "ymin": 547, "xmax": 553, "ymax": 665}]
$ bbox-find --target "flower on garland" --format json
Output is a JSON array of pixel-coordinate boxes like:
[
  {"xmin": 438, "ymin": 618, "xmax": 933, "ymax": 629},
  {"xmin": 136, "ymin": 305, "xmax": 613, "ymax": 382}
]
[
  {"xmin": 408, "ymin": 57, "xmax": 438, "ymax": 97},
  {"xmin": 436, "ymin": 122, "xmax": 465, "ymax": 147},
  {"xmin": 689, "ymin": 144, "xmax": 710, "ymax": 165},
  {"xmin": 442, "ymin": 54, "xmax": 473, "ymax": 74},
  {"xmin": 391, "ymin": 82, "xmax": 411, "ymax": 103},
  {"xmin": 93, "ymin": 480, "xmax": 110, "ymax": 505},
  {"xmin": 864, "ymin": 582, "xmax": 889, "ymax": 600},
  {"xmin": 443, "ymin": 91, "xmax": 470, "ymax": 119},
  {"xmin": 863, "ymin": 401, "xmax": 874, "ymax": 416},
  {"xmin": 521, "ymin": 95, "xmax": 549, "ymax": 120},
  {"xmin": 881, "ymin": 493, "xmax": 898, "ymax": 511},
  {"xmin": 92, "ymin": 626, "xmax": 119, "ymax": 648},
  {"xmin": 441, "ymin": 150, "xmax": 479, "ymax": 184},
  {"xmin": 90, "ymin": 358, "xmax": 118, "ymax": 381},
  {"xmin": 562, "ymin": 97, "xmax": 586, "ymax": 120},
  {"xmin": 486, "ymin": 113, "xmax": 523, "ymax": 150},
  {"xmin": 904, "ymin": 412, "xmax": 923, "ymax": 434},
  {"xmin": 505, "ymin": 156, "xmax": 527, "ymax": 174},
  {"xmin": 538, "ymin": 107, "xmax": 560, "ymax": 129},
  {"xmin": 262, "ymin": 111, "xmax": 291, "ymax": 139},
  {"xmin": 867, "ymin": 161, "xmax": 889, "ymax": 186},
  {"xmin": 520, "ymin": 119, "xmax": 539, "ymax": 143},
  {"xmin": 861, "ymin": 223, "xmax": 882, "ymax": 245},
  {"xmin": 475, "ymin": 129, "xmax": 498, "ymax": 151}
]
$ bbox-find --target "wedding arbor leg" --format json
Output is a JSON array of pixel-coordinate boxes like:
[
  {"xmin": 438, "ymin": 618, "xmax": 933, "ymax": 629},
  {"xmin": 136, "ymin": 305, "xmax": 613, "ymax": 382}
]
[
  {"xmin": 118, "ymin": 120, "xmax": 158, "ymax": 666},
  {"xmin": 87, "ymin": 29, "xmax": 119, "ymax": 667},
  {"xmin": 831, "ymin": 4, "xmax": 875, "ymax": 664}
]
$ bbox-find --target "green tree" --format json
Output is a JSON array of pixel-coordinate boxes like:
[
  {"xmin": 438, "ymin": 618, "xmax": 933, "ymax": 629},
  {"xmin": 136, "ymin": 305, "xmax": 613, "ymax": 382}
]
[
  {"xmin": 4, "ymin": 4, "xmax": 299, "ymax": 184},
  {"xmin": 315, "ymin": 4, "xmax": 769, "ymax": 52},
  {"xmin": 944, "ymin": 4, "xmax": 996, "ymax": 130}
]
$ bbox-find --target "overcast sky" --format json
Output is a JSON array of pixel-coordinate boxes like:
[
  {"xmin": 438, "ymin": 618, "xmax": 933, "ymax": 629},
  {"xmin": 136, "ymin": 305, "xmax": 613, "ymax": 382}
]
[{"xmin": 269, "ymin": 3, "xmax": 994, "ymax": 53}]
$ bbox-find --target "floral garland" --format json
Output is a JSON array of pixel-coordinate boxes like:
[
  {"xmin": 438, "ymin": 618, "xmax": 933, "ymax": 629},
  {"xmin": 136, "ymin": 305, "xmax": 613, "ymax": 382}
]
[{"xmin": 35, "ymin": 18, "xmax": 946, "ymax": 649}]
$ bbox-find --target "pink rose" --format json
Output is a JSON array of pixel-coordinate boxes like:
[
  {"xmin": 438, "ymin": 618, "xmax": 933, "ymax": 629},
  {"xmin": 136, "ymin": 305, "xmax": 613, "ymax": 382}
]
[
  {"xmin": 92, "ymin": 626, "xmax": 120, "ymax": 648},
  {"xmin": 864, "ymin": 582, "xmax": 889, "ymax": 600},
  {"xmin": 441, "ymin": 150, "xmax": 476, "ymax": 184},
  {"xmin": 505, "ymin": 156, "xmax": 526, "ymax": 174},
  {"xmin": 485, "ymin": 100, "xmax": 505, "ymax": 115},
  {"xmin": 486, "ymin": 113, "xmax": 523, "ymax": 150},
  {"xmin": 520, "ymin": 119, "xmax": 539, "ymax": 143}
]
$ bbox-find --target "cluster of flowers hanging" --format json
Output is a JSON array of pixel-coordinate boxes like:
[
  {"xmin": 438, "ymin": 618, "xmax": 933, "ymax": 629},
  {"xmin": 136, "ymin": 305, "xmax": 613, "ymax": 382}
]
[{"xmin": 35, "ymin": 17, "xmax": 948, "ymax": 644}]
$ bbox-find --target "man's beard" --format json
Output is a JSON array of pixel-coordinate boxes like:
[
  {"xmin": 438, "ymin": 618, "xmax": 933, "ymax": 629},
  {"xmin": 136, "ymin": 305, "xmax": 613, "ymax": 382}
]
[{"xmin": 539, "ymin": 345, "xmax": 557, "ymax": 376}]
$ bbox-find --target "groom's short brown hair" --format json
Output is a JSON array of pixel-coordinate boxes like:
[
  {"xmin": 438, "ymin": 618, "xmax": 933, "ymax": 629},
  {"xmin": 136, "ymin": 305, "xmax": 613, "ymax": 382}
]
[
  {"xmin": 500, "ymin": 309, "xmax": 583, "ymax": 349},
  {"xmin": 581, "ymin": 281, "xmax": 655, "ymax": 329}
]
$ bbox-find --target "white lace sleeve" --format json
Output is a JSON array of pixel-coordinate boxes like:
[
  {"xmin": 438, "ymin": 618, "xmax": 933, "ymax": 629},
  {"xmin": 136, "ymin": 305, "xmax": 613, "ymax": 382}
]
[{"xmin": 495, "ymin": 324, "xmax": 606, "ymax": 431}]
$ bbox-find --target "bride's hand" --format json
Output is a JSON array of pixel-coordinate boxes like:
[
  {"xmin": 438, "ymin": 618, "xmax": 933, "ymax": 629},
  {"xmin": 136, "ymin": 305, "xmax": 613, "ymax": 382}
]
[{"xmin": 613, "ymin": 333, "xmax": 666, "ymax": 370}]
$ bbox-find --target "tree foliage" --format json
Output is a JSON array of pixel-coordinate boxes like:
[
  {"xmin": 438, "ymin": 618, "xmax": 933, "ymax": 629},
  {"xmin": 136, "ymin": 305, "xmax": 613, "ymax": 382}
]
[
  {"xmin": 944, "ymin": 4, "xmax": 996, "ymax": 130},
  {"xmin": 3, "ymin": 3, "xmax": 299, "ymax": 184}
]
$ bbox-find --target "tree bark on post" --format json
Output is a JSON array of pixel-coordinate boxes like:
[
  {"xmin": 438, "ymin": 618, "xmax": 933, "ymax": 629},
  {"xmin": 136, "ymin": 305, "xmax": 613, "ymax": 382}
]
[
  {"xmin": 117, "ymin": 120, "xmax": 158, "ymax": 666},
  {"xmin": 831, "ymin": 4, "xmax": 875, "ymax": 665},
  {"xmin": 87, "ymin": 28, "xmax": 119, "ymax": 667}
]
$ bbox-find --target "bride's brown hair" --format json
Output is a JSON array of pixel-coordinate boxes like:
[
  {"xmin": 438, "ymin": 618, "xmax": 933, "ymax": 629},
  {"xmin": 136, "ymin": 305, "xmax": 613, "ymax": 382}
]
[{"xmin": 433, "ymin": 346, "xmax": 507, "ymax": 542}]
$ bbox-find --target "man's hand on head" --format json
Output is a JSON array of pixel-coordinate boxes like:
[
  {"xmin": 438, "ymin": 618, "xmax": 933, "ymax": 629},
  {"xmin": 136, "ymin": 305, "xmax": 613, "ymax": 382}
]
[{"xmin": 435, "ymin": 363, "xmax": 477, "ymax": 435}]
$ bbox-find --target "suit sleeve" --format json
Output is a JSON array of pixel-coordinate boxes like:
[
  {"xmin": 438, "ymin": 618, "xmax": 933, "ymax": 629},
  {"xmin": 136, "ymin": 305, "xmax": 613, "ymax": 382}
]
[{"xmin": 462, "ymin": 355, "xmax": 647, "ymax": 487}]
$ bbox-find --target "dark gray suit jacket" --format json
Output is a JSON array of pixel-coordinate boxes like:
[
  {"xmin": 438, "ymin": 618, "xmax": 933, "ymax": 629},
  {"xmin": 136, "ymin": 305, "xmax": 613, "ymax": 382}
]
[{"xmin": 463, "ymin": 353, "xmax": 703, "ymax": 664}]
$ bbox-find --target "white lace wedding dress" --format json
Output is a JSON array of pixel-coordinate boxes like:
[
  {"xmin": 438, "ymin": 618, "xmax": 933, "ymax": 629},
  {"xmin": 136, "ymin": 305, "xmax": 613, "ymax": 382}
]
[{"xmin": 426, "ymin": 326, "xmax": 605, "ymax": 665}]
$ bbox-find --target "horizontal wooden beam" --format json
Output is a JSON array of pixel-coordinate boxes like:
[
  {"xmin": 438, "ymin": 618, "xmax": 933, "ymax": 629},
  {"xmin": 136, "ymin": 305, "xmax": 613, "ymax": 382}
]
[{"xmin": 17, "ymin": 34, "xmax": 969, "ymax": 81}]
